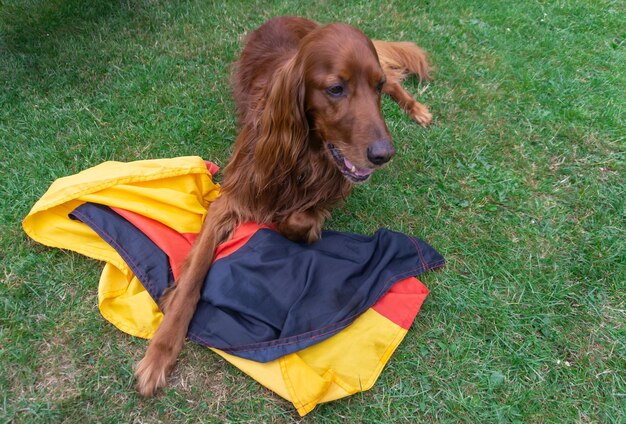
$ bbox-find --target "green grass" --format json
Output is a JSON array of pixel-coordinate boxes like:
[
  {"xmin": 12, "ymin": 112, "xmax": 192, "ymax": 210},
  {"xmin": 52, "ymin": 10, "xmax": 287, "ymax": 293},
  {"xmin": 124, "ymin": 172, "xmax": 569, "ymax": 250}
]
[{"xmin": 1, "ymin": 0, "xmax": 624, "ymax": 421}]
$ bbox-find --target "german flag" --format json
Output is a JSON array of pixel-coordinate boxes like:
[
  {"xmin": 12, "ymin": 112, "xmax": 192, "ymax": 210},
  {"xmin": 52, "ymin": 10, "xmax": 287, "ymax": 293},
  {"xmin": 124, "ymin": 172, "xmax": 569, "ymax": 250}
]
[{"xmin": 23, "ymin": 157, "xmax": 444, "ymax": 415}]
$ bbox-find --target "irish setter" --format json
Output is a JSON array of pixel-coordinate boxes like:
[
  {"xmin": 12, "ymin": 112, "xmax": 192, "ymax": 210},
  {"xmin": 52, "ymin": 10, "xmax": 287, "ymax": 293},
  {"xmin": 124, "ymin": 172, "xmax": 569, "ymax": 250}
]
[{"xmin": 135, "ymin": 16, "xmax": 432, "ymax": 396}]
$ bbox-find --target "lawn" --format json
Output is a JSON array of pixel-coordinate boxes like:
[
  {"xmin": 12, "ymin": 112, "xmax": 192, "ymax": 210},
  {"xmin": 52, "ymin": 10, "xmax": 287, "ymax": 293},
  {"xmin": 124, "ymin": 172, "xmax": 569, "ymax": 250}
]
[{"xmin": 1, "ymin": 0, "xmax": 624, "ymax": 422}]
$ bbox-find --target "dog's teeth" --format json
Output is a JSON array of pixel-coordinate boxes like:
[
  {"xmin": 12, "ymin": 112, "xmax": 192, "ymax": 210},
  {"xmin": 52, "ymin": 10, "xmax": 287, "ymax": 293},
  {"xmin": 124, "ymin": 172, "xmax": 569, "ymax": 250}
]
[{"xmin": 351, "ymin": 165, "xmax": 356, "ymax": 173}]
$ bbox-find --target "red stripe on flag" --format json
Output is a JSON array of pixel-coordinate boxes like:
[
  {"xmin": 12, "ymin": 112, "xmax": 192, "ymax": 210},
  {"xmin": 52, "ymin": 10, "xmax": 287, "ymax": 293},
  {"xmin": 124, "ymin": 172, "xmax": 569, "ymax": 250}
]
[
  {"xmin": 111, "ymin": 209, "xmax": 268, "ymax": 279},
  {"xmin": 371, "ymin": 277, "xmax": 429, "ymax": 330}
]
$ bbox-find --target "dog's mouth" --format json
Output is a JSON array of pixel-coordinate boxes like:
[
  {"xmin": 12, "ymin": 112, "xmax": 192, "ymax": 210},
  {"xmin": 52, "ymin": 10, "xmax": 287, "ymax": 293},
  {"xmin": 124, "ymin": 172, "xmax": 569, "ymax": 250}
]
[{"xmin": 327, "ymin": 144, "xmax": 374, "ymax": 183}]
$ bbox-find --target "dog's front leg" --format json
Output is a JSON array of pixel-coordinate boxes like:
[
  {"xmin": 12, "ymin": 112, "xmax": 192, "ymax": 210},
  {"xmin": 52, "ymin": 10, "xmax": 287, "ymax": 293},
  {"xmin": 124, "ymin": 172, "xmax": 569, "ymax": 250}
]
[
  {"xmin": 277, "ymin": 208, "xmax": 330, "ymax": 244},
  {"xmin": 135, "ymin": 196, "xmax": 233, "ymax": 397}
]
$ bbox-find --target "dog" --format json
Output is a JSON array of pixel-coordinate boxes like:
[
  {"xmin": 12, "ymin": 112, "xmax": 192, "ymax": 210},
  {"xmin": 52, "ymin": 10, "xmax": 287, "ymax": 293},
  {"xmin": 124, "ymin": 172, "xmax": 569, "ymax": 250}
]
[{"xmin": 135, "ymin": 16, "xmax": 432, "ymax": 397}]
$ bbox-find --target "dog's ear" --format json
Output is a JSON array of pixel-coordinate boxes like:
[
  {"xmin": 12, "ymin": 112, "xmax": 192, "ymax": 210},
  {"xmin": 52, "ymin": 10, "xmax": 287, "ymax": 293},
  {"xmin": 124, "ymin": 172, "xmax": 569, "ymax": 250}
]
[{"xmin": 252, "ymin": 56, "xmax": 308, "ymax": 190}]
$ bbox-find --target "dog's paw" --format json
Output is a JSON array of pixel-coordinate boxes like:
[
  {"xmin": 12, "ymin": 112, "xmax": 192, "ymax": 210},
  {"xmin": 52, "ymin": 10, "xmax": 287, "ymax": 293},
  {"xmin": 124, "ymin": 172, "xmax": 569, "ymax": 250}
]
[
  {"xmin": 410, "ymin": 103, "xmax": 432, "ymax": 127},
  {"xmin": 135, "ymin": 343, "xmax": 177, "ymax": 397}
]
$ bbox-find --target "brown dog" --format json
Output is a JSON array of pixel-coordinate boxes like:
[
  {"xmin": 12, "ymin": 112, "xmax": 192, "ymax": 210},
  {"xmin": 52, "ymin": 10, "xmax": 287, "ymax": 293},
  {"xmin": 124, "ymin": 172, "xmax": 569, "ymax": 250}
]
[{"xmin": 135, "ymin": 16, "xmax": 432, "ymax": 397}]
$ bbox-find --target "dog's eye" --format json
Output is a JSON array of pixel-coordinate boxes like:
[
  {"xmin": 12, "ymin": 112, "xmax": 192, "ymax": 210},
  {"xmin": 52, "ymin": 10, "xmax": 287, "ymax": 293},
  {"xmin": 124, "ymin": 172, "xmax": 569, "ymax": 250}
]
[
  {"xmin": 326, "ymin": 84, "xmax": 345, "ymax": 97},
  {"xmin": 376, "ymin": 79, "xmax": 386, "ymax": 93}
]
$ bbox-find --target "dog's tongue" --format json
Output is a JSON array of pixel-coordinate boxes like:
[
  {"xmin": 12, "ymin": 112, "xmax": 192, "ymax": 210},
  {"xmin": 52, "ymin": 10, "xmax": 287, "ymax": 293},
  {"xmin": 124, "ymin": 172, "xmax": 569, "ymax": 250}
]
[{"xmin": 344, "ymin": 158, "xmax": 374, "ymax": 177}]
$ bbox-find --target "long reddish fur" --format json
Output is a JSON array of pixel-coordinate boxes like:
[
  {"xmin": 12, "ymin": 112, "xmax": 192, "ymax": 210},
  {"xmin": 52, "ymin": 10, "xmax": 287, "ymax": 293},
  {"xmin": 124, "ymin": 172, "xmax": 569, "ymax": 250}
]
[{"xmin": 135, "ymin": 16, "xmax": 432, "ymax": 396}]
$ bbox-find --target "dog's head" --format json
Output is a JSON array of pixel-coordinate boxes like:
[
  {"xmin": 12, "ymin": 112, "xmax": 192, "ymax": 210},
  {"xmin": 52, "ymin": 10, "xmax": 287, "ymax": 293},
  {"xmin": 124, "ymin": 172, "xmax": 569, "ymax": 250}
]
[
  {"xmin": 253, "ymin": 23, "xmax": 393, "ymax": 185},
  {"xmin": 301, "ymin": 23, "xmax": 394, "ymax": 183}
]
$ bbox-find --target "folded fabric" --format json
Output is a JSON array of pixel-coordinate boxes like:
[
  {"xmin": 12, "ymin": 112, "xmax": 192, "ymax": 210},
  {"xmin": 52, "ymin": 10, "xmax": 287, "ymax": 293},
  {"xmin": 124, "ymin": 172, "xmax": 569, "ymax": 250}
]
[{"xmin": 23, "ymin": 156, "xmax": 445, "ymax": 415}]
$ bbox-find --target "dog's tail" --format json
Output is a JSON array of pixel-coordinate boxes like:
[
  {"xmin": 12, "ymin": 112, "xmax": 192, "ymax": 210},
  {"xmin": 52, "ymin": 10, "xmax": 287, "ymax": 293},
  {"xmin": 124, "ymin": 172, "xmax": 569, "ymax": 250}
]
[{"xmin": 373, "ymin": 40, "xmax": 431, "ymax": 83}]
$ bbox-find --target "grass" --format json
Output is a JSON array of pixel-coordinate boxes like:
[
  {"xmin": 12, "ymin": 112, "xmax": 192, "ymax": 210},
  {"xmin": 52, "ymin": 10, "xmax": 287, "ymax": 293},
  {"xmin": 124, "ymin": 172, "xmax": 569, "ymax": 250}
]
[{"xmin": 1, "ymin": 0, "xmax": 624, "ymax": 422}]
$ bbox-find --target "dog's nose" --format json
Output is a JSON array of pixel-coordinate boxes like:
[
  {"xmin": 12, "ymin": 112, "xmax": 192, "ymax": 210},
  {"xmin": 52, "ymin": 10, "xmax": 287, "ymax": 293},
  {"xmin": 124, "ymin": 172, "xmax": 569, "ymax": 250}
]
[{"xmin": 367, "ymin": 140, "xmax": 395, "ymax": 166}]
